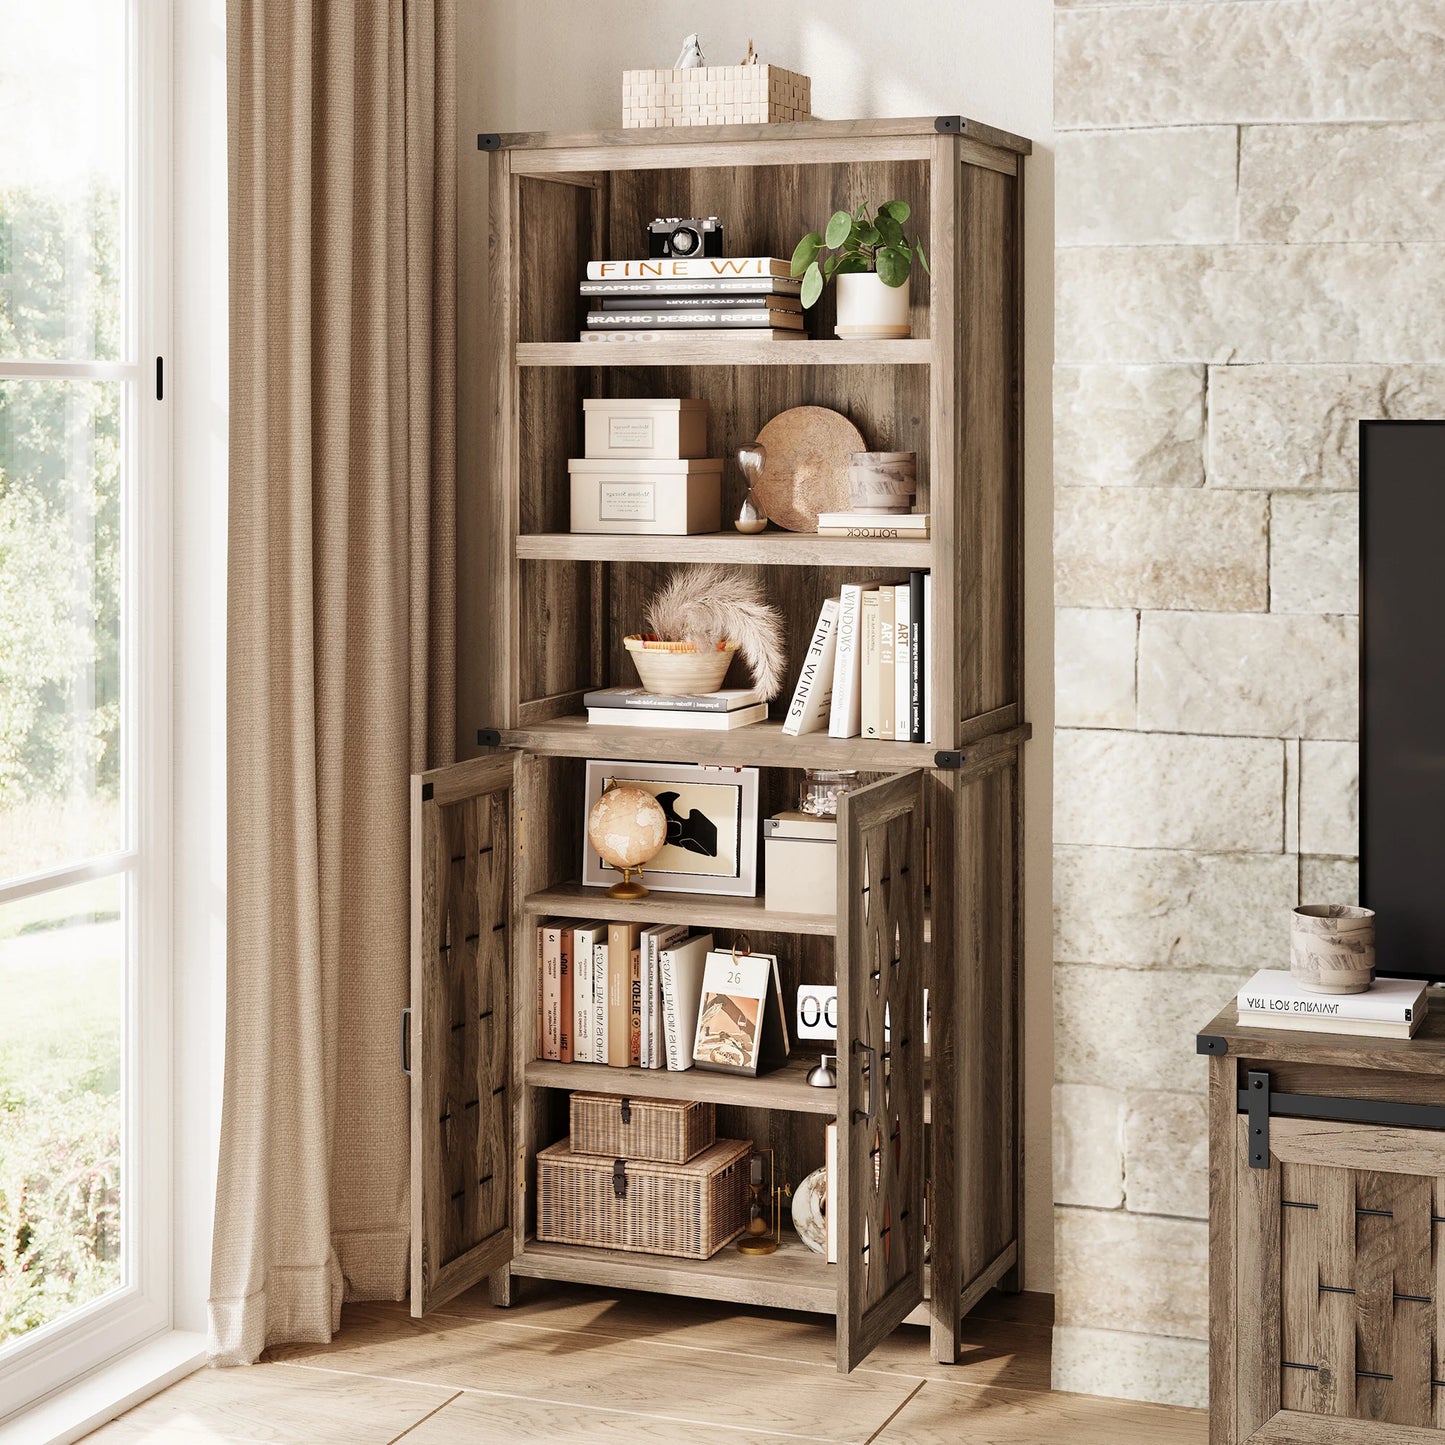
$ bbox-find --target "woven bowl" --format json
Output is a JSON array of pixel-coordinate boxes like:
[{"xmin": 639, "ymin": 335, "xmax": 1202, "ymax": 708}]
[{"xmin": 624, "ymin": 635, "xmax": 737, "ymax": 695}]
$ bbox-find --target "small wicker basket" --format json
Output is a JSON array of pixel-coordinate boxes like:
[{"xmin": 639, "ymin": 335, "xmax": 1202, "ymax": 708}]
[
  {"xmin": 570, "ymin": 1092, "xmax": 715, "ymax": 1165},
  {"xmin": 537, "ymin": 1136, "xmax": 750, "ymax": 1259}
]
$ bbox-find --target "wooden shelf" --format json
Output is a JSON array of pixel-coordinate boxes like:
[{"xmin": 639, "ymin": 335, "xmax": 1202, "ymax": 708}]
[
  {"xmin": 525, "ymin": 1055, "xmax": 837, "ymax": 1113},
  {"xmin": 516, "ymin": 530, "xmax": 932, "ymax": 569},
  {"xmin": 499, "ymin": 716, "xmax": 940, "ymax": 770},
  {"xmin": 512, "ymin": 1236, "xmax": 839, "ymax": 1314},
  {"xmin": 516, "ymin": 339, "xmax": 933, "ymax": 368},
  {"xmin": 512, "ymin": 1238, "xmax": 933, "ymax": 1325},
  {"xmin": 525, "ymin": 879, "xmax": 836, "ymax": 936},
  {"xmin": 528, "ymin": 1054, "xmax": 935, "ymax": 1124}
]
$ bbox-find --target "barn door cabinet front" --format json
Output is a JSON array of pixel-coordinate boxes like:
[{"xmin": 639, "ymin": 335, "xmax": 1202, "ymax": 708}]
[{"xmin": 1202, "ymin": 1009, "xmax": 1445, "ymax": 1445}]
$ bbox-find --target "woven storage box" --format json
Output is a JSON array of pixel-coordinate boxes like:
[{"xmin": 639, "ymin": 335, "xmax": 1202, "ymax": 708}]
[
  {"xmin": 569, "ymin": 1092, "xmax": 716, "ymax": 1164},
  {"xmin": 537, "ymin": 1136, "xmax": 750, "ymax": 1259},
  {"xmin": 622, "ymin": 66, "xmax": 811, "ymax": 129}
]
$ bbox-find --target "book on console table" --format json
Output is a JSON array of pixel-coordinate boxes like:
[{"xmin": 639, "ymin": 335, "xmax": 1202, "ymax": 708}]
[
  {"xmin": 1236, "ymin": 968, "xmax": 1428, "ymax": 1038},
  {"xmin": 586, "ymin": 308, "xmax": 804, "ymax": 330},
  {"xmin": 586, "ymin": 256, "xmax": 793, "ymax": 280}
]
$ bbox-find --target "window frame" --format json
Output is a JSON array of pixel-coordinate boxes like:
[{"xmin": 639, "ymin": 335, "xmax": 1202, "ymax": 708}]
[{"xmin": 0, "ymin": 0, "xmax": 174, "ymax": 1417}]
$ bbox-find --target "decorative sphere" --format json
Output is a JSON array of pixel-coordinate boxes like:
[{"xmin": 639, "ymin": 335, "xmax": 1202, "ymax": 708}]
[{"xmin": 587, "ymin": 785, "xmax": 667, "ymax": 872}]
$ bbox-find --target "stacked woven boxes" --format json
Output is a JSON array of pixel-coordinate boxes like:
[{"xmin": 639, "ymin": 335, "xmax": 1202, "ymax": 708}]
[
  {"xmin": 537, "ymin": 1093, "xmax": 750, "ymax": 1259},
  {"xmin": 622, "ymin": 65, "xmax": 812, "ymax": 128}
]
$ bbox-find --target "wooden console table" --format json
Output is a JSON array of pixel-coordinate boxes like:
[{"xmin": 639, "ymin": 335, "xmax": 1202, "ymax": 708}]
[{"xmin": 1199, "ymin": 1003, "xmax": 1445, "ymax": 1444}]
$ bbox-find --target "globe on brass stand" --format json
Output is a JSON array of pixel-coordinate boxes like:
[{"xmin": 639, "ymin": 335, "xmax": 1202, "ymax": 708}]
[{"xmin": 586, "ymin": 783, "xmax": 667, "ymax": 900}]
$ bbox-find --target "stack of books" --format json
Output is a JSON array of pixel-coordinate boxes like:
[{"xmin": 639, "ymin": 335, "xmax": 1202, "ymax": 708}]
[
  {"xmin": 1236, "ymin": 968, "xmax": 1429, "ymax": 1039},
  {"xmin": 783, "ymin": 574, "xmax": 932, "ymax": 742},
  {"xmin": 579, "ymin": 257, "xmax": 807, "ymax": 342},
  {"xmin": 583, "ymin": 685, "xmax": 767, "ymax": 731}
]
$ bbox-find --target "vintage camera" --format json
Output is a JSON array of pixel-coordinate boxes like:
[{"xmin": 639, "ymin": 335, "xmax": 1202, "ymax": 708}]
[{"xmin": 646, "ymin": 216, "xmax": 723, "ymax": 259}]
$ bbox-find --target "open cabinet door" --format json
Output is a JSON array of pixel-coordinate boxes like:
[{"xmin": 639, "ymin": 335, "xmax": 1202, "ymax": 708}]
[
  {"xmin": 835, "ymin": 770, "xmax": 927, "ymax": 1372},
  {"xmin": 409, "ymin": 753, "xmax": 519, "ymax": 1315}
]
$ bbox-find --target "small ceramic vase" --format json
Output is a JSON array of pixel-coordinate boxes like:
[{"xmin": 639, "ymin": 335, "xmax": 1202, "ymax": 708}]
[{"xmin": 1290, "ymin": 903, "xmax": 1377, "ymax": 995}]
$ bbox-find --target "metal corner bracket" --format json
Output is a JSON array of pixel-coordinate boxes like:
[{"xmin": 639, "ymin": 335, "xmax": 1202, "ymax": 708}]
[
  {"xmin": 1196, "ymin": 1034, "xmax": 1228, "ymax": 1056},
  {"xmin": 477, "ymin": 728, "xmax": 503, "ymax": 748},
  {"xmin": 478, "ymin": 133, "xmax": 501, "ymax": 151},
  {"xmin": 934, "ymin": 115, "xmax": 963, "ymax": 134}
]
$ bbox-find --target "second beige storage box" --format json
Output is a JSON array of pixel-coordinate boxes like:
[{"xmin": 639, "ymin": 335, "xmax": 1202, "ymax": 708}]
[
  {"xmin": 537, "ymin": 1136, "xmax": 750, "ymax": 1259},
  {"xmin": 569, "ymin": 458, "xmax": 722, "ymax": 535}
]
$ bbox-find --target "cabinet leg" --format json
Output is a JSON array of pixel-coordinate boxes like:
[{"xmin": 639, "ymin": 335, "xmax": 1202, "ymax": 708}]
[
  {"xmin": 930, "ymin": 1301, "xmax": 962, "ymax": 1365},
  {"xmin": 488, "ymin": 1265, "xmax": 514, "ymax": 1308}
]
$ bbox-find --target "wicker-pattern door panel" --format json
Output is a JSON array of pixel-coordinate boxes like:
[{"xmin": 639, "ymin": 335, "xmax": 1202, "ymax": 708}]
[
  {"xmin": 836, "ymin": 769, "xmax": 926, "ymax": 1373},
  {"xmin": 1234, "ymin": 1112, "xmax": 1445, "ymax": 1442},
  {"xmin": 410, "ymin": 755, "xmax": 516, "ymax": 1316}
]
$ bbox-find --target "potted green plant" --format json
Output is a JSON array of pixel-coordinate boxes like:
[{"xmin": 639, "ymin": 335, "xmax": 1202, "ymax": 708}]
[{"xmin": 790, "ymin": 201, "xmax": 928, "ymax": 340}]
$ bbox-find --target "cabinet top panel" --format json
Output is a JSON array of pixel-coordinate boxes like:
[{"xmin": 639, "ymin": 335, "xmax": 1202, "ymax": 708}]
[{"xmin": 483, "ymin": 114, "xmax": 1032, "ymax": 158}]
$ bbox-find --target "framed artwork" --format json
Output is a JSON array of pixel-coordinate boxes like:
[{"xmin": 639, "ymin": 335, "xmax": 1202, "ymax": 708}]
[{"xmin": 582, "ymin": 760, "xmax": 760, "ymax": 897}]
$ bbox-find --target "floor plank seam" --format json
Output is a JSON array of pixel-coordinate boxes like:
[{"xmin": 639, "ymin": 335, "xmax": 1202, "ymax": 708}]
[
  {"xmin": 384, "ymin": 1388, "xmax": 464, "ymax": 1443},
  {"xmin": 263, "ymin": 1362, "xmax": 845, "ymax": 1444},
  {"xmin": 431, "ymin": 1309, "xmax": 918, "ymax": 1382},
  {"xmin": 861, "ymin": 1378, "xmax": 926, "ymax": 1444}
]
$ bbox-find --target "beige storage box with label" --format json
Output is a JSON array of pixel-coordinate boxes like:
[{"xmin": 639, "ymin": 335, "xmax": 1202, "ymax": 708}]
[
  {"xmin": 569, "ymin": 458, "xmax": 723, "ymax": 535},
  {"xmin": 764, "ymin": 814, "xmax": 838, "ymax": 914},
  {"xmin": 583, "ymin": 397, "xmax": 708, "ymax": 460}
]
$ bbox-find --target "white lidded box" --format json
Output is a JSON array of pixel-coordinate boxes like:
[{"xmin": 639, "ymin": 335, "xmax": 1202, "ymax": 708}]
[
  {"xmin": 764, "ymin": 814, "xmax": 837, "ymax": 914},
  {"xmin": 569, "ymin": 458, "xmax": 723, "ymax": 535},
  {"xmin": 583, "ymin": 397, "xmax": 709, "ymax": 461}
]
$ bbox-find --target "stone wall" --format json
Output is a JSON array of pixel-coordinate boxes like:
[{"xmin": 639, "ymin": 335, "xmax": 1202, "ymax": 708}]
[{"xmin": 1052, "ymin": 0, "xmax": 1445, "ymax": 1408}]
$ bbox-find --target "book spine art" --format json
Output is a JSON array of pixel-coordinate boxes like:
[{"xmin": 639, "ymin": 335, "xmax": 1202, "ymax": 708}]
[
  {"xmin": 572, "ymin": 929, "xmax": 594, "ymax": 1064},
  {"xmin": 592, "ymin": 941, "xmax": 609, "ymax": 1064},
  {"xmin": 580, "ymin": 275, "xmax": 802, "ymax": 296},
  {"xmin": 659, "ymin": 949, "xmax": 683, "ymax": 1071},
  {"xmin": 597, "ymin": 293, "xmax": 803, "ymax": 312},
  {"xmin": 638, "ymin": 932, "xmax": 655, "ymax": 1070},
  {"xmin": 581, "ymin": 689, "xmax": 759, "ymax": 712},
  {"xmin": 629, "ymin": 945, "xmax": 642, "ymax": 1067},
  {"xmin": 586, "ymin": 256, "xmax": 788, "ymax": 280},
  {"xmin": 832, "ymin": 583, "xmax": 861, "ymax": 739},
  {"xmin": 585, "ymin": 308, "xmax": 803, "ymax": 330},
  {"xmin": 535, "ymin": 925, "xmax": 546, "ymax": 1058},
  {"xmin": 578, "ymin": 327, "xmax": 807, "ymax": 342},
  {"xmin": 826, "ymin": 1119, "xmax": 838, "ymax": 1264},
  {"xmin": 860, "ymin": 589, "xmax": 882, "ymax": 741},
  {"xmin": 1237, "ymin": 989, "xmax": 1421, "ymax": 1024},
  {"xmin": 815, "ymin": 525, "xmax": 931, "ymax": 538},
  {"xmin": 908, "ymin": 570, "xmax": 926, "ymax": 743},
  {"xmin": 782, "ymin": 597, "xmax": 839, "ymax": 737},
  {"xmin": 559, "ymin": 928, "xmax": 574, "ymax": 1064},
  {"xmin": 893, "ymin": 582, "xmax": 912, "ymax": 747},
  {"xmin": 877, "ymin": 586, "xmax": 896, "ymax": 741},
  {"xmin": 923, "ymin": 573, "xmax": 933, "ymax": 745},
  {"xmin": 541, "ymin": 924, "xmax": 562, "ymax": 1061},
  {"xmin": 606, "ymin": 926, "xmax": 632, "ymax": 1068}
]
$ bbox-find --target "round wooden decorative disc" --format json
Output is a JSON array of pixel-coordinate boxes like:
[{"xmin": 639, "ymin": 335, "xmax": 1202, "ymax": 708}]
[{"xmin": 752, "ymin": 406, "xmax": 867, "ymax": 533}]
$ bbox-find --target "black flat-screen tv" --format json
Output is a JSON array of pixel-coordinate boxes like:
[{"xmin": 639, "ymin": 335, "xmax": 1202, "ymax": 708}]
[{"xmin": 1360, "ymin": 420, "xmax": 1445, "ymax": 980}]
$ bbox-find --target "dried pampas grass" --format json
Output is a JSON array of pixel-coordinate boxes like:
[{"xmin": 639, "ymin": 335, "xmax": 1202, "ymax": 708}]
[{"xmin": 643, "ymin": 564, "xmax": 787, "ymax": 701}]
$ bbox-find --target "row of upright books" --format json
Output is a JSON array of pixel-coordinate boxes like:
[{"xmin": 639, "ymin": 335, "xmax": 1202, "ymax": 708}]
[
  {"xmin": 536, "ymin": 922, "xmax": 789, "ymax": 1075},
  {"xmin": 579, "ymin": 256, "xmax": 807, "ymax": 342},
  {"xmin": 784, "ymin": 574, "xmax": 932, "ymax": 742}
]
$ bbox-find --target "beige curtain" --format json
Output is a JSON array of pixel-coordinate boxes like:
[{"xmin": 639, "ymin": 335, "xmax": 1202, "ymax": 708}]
[{"xmin": 210, "ymin": 0, "xmax": 456, "ymax": 1365}]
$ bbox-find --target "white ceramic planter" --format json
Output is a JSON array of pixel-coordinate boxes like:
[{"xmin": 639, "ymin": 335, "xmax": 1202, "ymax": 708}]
[{"xmin": 835, "ymin": 272, "xmax": 911, "ymax": 340}]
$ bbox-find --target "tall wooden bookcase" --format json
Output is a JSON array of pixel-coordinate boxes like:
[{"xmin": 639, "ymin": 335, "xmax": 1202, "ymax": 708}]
[{"xmin": 407, "ymin": 115, "xmax": 1029, "ymax": 1374}]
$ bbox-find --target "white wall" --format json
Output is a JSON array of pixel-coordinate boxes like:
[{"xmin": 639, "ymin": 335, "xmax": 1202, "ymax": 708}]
[{"xmin": 456, "ymin": 0, "xmax": 1057, "ymax": 1291}]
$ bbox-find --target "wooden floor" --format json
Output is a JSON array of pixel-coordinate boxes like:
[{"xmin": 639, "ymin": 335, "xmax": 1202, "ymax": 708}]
[{"xmin": 84, "ymin": 1281, "xmax": 1206, "ymax": 1444}]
